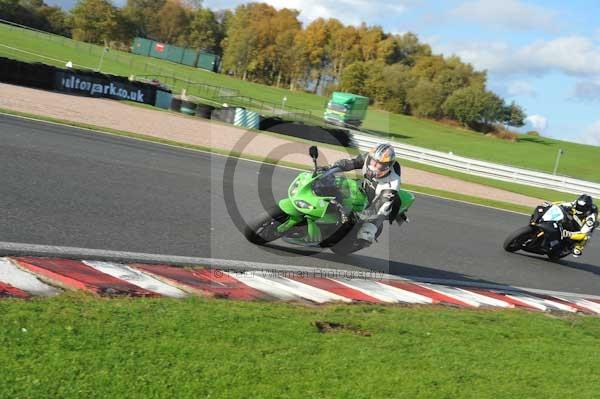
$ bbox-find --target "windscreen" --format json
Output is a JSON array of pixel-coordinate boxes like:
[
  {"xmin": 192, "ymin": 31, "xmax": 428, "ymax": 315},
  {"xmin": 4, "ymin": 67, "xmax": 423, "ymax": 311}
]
[{"xmin": 542, "ymin": 205, "xmax": 564, "ymax": 222}]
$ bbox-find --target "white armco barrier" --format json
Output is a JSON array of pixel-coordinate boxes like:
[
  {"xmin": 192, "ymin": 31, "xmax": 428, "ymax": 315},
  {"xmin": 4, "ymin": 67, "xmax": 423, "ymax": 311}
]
[{"xmin": 351, "ymin": 132, "xmax": 600, "ymax": 197}]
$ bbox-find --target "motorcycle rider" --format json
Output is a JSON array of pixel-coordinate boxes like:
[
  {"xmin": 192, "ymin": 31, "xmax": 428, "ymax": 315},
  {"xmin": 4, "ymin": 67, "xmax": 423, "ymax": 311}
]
[
  {"xmin": 559, "ymin": 194, "xmax": 598, "ymax": 257},
  {"xmin": 323, "ymin": 143, "xmax": 401, "ymax": 246}
]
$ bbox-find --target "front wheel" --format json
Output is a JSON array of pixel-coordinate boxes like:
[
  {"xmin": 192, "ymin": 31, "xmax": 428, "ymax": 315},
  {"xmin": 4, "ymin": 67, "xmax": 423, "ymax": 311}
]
[
  {"xmin": 503, "ymin": 225, "xmax": 536, "ymax": 253},
  {"xmin": 244, "ymin": 206, "xmax": 289, "ymax": 245}
]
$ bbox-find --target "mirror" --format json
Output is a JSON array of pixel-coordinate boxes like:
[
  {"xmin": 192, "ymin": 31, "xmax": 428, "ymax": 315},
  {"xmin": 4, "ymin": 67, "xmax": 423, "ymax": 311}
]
[{"xmin": 309, "ymin": 146, "xmax": 318, "ymax": 160}]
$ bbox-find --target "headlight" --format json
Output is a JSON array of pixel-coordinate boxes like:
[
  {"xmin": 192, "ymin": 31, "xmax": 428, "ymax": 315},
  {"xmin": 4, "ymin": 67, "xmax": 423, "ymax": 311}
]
[{"xmin": 294, "ymin": 200, "xmax": 314, "ymax": 209}]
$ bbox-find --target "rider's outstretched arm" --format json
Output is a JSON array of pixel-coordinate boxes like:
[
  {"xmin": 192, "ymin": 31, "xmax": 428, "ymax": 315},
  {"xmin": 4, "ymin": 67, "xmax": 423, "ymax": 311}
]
[{"xmin": 333, "ymin": 153, "xmax": 366, "ymax": 172}]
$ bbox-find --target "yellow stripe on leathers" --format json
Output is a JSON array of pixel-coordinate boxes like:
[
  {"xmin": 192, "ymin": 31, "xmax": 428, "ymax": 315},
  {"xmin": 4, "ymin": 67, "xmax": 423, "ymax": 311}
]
[{"xmin": 570, "ymin": 233, "xmax": 588, "ymax": 241}]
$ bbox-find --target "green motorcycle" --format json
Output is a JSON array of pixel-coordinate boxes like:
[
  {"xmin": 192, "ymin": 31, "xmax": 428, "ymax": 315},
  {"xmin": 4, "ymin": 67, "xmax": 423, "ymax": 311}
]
[{"xmin": 244, "ymin": 146, "xmax": 415, "ymax": 255}]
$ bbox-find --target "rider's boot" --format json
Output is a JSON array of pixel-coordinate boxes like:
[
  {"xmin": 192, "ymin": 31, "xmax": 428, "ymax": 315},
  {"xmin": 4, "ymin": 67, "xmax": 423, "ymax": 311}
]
[
  {"xmin": 572, "ymin": 235, "xmax": 588, "ymax": 258},
  {"xmin": 357, "ymin": 222, "xmax": 378, "ymax": 246}
]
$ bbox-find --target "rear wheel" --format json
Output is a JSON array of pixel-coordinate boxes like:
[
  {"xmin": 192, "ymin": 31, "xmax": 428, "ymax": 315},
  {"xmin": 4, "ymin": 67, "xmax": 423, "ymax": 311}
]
[
  {"xmin": 503, "ymin": 226, "xmax": 536, "ymax": 253},
  {"xmin": 330, "ymin": 224, "xmax": 365, "ymax": 255},
  {"xmin": 244, "ymin": 206, "xmax": 289, "ymax": 245},
  {"xmin": 548, "ymin": 246, "xmax": 571, "ymax": 261},
  {"xmin": 330, "ymin": 240, "xmax": 364, "ymax": 255}
]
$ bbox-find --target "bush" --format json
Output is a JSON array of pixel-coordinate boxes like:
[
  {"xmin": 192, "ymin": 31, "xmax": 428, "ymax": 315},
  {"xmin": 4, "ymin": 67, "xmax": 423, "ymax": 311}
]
[
  {"xmin": 526, "ymin": 130, "xmax": 540, "ymax": 136},
  {"xmin": 486, "ymin": 125, "xmax": 518, "ymax": 142},
  {"xmin": 442, "ymin": 85, "xmax": 504, "ymax": 130}
]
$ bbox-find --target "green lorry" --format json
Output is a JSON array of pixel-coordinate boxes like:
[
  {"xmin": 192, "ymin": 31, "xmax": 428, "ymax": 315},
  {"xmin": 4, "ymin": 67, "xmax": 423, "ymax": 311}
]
[{"xmin": 324, "ymin": 92, "xmax": 369, "ymax": 127}]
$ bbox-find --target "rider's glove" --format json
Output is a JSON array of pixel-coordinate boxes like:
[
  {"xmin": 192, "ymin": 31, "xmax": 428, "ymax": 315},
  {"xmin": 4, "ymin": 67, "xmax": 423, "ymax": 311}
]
[
  {"xmin": 562, "ymin": 230, "xmax": 574, "ymax": 239},
  {"xmin": 315, "ymin": 165, "xmax": 331, "ymax": 173}
]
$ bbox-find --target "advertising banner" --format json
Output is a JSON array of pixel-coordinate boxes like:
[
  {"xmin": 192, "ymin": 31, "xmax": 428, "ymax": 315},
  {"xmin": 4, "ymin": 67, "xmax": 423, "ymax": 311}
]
[{"xmin": 54, "ymin": 71, "xmax": 156, "ymax": 105}]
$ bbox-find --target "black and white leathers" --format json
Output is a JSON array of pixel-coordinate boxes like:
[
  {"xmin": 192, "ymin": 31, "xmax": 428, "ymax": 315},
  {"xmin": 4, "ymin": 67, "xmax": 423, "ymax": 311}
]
[{"xmin": 334, "ymin": 153, "xmax": 402, "ymax": 239}]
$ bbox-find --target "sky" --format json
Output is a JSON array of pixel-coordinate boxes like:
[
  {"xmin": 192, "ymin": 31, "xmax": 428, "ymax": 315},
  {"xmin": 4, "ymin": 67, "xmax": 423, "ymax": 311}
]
[{"xmin": 47, "ymin": 0, "xmax": 600, "ymax": 145}]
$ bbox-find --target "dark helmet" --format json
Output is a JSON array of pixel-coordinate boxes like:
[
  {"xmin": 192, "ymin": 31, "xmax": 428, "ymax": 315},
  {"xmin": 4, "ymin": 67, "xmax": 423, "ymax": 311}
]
[
  {"xmin": 574, "ymin": 194, "xmax": 593, "ymax": 215},
  {"xmin": 365, "ymin": 143, "xmax": 396, "ymax": 179}
]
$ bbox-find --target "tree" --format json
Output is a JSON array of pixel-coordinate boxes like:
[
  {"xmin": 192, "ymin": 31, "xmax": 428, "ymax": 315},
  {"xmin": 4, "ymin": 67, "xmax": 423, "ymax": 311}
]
[
  {"xmin": 410, "ymin": 55, "xmax": 446, "ymax": 82},
  {"xmin": 357, "ymin": 23, "xmax": 384, "ymax": 62},
  {"xmin": 362, "ymin": 61, "xmax": 388, "ymax": 102},
  {"xmin": 339, "ymin": 62, "xmax": 368, "ymax": 95},
  {"xmin": 122, "ymin": 0, "xmax": 166, "ymax": 39},
  {"xmin": 221, "ymin": 3, "xmax": 302, "ymax": 84},
  {"xmin": 303, "ymin": 18, "xmax": 330, "ymax": 93},
  {"xmin": 407, "ymin": 80, "xmax": 446, "ymax": 118},
  {"xmin": 376, "ymin": 36, "xmax": 399, "ymax": 64},
  {"xmin": 271, "ymin": 9, "xmax": 302, "ymax": 86},
  {"xmin": 503, "ymin": 101, "xmax": 526, "ymax": 127},
  {"xmin": 221, "ymin": 4, "xmax": 257, "ymax": 80},
  {"xmin": 287, "ymin": 29, "xmax": 310, "ymax": 90},
  {"xmin": 187, "ymin": 7, "xmax": 221, "ymax": 52},
  {"xmin": 381, "ymin": 63, "xmax": 416, "ymax": 113},
  {"xmin": 0, "ymin": 0, "xmax": 70, "ymax": 35},
  {"xmin": 393, "ymin": 32, "xmax": 431, "ymax": 66},
  {"xmin": 38, "ymin": 5, "xmax": 71, "ymax": 36},
  {"xmin": 155, "ymin": 0, "xmax": 191, "ymax": 45},
  {"xmin": 330, "ymin": 24, "xmax": 361, "ymax": 79},
  {"xmin": 442, "ymin": 85, "xmax": 505, "ymax": 129},
  {"xmin": 71, "ymin": 0, "xmax": 124, "ymax": 44}
]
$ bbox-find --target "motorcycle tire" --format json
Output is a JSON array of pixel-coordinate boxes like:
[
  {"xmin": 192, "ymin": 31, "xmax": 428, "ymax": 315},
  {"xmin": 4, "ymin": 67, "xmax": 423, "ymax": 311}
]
[
  {"xmin": 244, "ymin": 206, "xmax": 288, "ymax": 245},
  {"xmin": 503, "ymin": 225, "xmax": 536, "ymax": 252},
  {"xmin": 548, "ymin": 247, "xmax": 571, "ymax": 261},
  {"xmin": 330, "ymin": 224, "xmax": 365, "ymax": 255},
  {"xmin": 330, "ymin": 241, "xmax": 363, "ymax": 255}
]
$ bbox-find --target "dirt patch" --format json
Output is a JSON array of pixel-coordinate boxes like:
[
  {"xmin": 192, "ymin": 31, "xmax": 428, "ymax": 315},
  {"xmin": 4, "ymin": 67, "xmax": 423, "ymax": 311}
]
[
  {"xmin": 0, "ymin": 83, "xmax": 543, "ymax": 207},
  {"xmin": 314, "ymin": 320, "xmax": 372, "ymax": 336}
]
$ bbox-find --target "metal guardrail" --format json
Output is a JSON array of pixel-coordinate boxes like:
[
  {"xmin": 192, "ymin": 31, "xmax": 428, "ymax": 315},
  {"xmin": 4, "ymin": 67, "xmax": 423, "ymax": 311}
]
[{"xmin": 352, "ymin": 132, "xmax": 600, "ymax": 197}]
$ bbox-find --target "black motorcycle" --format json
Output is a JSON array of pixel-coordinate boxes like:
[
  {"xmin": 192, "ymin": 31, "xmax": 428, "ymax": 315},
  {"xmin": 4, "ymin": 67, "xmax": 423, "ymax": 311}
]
[{"xmin": 503, "ymin": 202, "xmax": 574, "ymax": 260}]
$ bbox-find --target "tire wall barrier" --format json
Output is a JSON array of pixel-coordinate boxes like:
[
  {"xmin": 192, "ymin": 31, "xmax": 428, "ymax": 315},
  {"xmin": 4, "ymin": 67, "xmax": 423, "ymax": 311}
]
[
  {"xmin": 211, "ymin": 107, "xmax": 237, "ymax": 124},
  {"xmin": 0, "ymin": 56, "xmax": 167, "ymax": 106},
  {"xmin": 261, "ymin": 118, "xmax": 355, "ymax": 147},
  {"xmin": 233, "ymin": 108, "xmax": 260, "ymax": 129},
  {"xmin": 170, "ymin": 96, "xmax": 182, "ymax": 111},
  {"xmin": 195, "ymin": 104, "xmax": 215, "ymax": 119},
  {"xmin": 180, "ymin": 100, "xmax": 197, "ymax": 115}
]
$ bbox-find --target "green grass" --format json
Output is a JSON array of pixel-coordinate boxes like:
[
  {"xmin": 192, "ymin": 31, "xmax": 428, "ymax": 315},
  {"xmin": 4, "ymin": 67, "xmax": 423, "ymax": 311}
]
[
  {"xmin": 1, "ymin": 294, "xmax": 600, "ymax": 398},
  {"xmin": 2, "ymin": 22, "xmax": 600, "ymax": 181},
  {"xmin": 368, "ymin": 111, "xmax": 600, "ymax": 183}
]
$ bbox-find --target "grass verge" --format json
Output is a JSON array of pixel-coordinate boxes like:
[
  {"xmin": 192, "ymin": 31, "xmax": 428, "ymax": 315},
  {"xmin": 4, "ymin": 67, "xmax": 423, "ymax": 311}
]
[
  {"xmin": 1, "ymin": 294, "xmax": 600, "ymax": 398},
  {"xmin": 0, "ymin": 107, "xmax": 531, "ymax": 213},
  {"xmin": 399, "ymin": 158, "xmax": 588, "ymax": 203}
]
